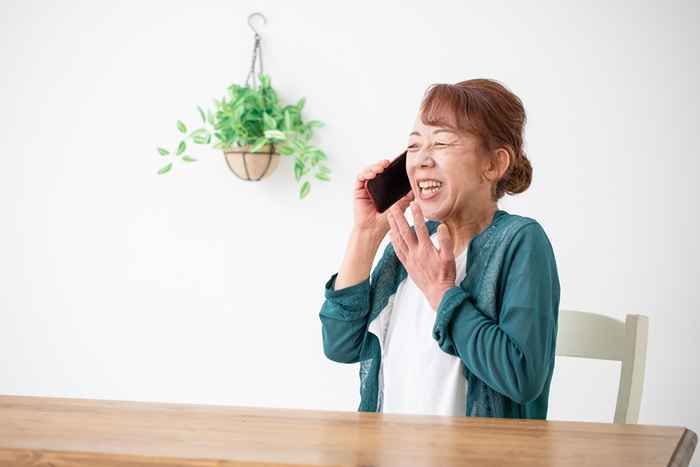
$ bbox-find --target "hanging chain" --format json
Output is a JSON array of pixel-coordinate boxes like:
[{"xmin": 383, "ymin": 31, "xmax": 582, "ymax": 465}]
[{"xmin": 245, "ymin": 33, "xmax": 264, "ymax": 89}]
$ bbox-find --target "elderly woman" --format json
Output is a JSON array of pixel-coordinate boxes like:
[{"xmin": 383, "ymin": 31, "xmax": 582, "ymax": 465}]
[{"xmin": 319, "ymin": 79, "xmax": 560, "ymax": 420}]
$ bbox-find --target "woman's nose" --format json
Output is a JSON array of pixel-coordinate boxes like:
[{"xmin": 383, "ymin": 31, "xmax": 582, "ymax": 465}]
[{"xmin": 417, "ymin": 150, "xmax": 436, "ymax": 167}]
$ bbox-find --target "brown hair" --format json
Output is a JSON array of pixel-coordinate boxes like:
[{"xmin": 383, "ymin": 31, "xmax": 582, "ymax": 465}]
[{"xmin": 418, "ymin": 79, "xmax": 532, "ymax": 201}]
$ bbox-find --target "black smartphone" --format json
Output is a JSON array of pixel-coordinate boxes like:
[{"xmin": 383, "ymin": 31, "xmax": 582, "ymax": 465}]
[{"xmin": 365, "ymin": 150, "xmax": 412, "ymax": 213}]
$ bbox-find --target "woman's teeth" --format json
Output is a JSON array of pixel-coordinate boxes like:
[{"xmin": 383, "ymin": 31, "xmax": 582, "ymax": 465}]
[{"xmin": 418, "ymin": 180, "xmax": 443, "ymax": 200}]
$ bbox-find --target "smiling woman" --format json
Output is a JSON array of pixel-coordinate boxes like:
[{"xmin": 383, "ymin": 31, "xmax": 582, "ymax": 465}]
[{"xmin": 319, "ymin": 79, "xmax": 560, "ymax": 420}]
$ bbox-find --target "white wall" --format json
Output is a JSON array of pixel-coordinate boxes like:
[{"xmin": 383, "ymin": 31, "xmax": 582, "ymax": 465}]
[{"xmin": 1, "ymin": 0, "xmax": 698, "ymax": 460}]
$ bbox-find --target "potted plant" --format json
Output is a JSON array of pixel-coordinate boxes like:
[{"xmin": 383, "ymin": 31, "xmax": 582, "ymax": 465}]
[{"xmin": 156, "ymin": 73, "xmax": 331, "ymax": 199}]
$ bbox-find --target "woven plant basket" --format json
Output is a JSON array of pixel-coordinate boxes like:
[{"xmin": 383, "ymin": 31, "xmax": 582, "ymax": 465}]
[{"xmin": 223, "ymin": 144, "xmax": 280, "ymax": 181}]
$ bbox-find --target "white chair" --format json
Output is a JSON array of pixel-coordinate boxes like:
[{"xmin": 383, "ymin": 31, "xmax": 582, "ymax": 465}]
[{"xmin": 555, "ymin": 310, "xmax": 649, "ymax": 424}]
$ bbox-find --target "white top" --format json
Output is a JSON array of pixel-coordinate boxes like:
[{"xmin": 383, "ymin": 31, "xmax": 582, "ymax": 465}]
[{"xmin": 381, "ymin": 233, "xmax": 469, "ymax": 416}]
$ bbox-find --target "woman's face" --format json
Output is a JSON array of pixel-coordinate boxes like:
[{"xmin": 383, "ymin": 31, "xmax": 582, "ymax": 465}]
[{"xmin": 406, "ymin": 116, "xmax": 490, "ymax": 222}]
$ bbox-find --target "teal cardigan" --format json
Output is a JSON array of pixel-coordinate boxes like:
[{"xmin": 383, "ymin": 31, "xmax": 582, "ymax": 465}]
[{"xmin": 319, "ymin": 209, "xmax": 560, "ymax": 419}]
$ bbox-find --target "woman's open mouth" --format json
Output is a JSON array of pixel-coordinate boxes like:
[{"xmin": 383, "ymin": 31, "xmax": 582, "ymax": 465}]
[{"xmin": 417, "ymin": 179, "xmax": 443, "ymax": 201}]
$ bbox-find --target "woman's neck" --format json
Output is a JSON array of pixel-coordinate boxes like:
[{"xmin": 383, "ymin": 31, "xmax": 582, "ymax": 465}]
[{"xmin": 443, "ymin": 204, "xmax": 498, "ymax": 257}]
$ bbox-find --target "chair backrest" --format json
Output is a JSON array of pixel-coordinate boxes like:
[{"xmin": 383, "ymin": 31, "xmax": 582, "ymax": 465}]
[{"xmin": 555, "ymin": 310, "xmax": 649, "ymax": 424}]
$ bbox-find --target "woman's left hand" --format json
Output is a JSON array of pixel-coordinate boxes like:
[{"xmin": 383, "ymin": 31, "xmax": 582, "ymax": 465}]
[{"xmin": 387, "ymin": 201, "xmax": 457, "ymax": 311}]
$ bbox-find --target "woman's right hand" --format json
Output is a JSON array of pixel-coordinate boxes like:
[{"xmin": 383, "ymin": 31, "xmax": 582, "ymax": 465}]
[{"xmin": 353, "ymin": 160, "xmax": 415, "ymax": 237}]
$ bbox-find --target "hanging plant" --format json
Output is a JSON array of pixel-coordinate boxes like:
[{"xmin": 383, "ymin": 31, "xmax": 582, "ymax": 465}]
[{"xmin": 156, "ymin": 73, "xmax": 330, "ymax": 199}]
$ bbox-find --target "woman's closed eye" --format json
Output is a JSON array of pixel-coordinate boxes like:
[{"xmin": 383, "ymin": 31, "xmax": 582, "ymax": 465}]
[{"xmin": 407, "ymin": 142, "xmax": 449, "ymax": 150}]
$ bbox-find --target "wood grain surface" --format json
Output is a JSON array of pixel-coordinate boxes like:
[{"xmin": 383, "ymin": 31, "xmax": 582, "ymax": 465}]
[{"xmin": 0, "ymin": 394, "xmax": 696, "ymax": 466}]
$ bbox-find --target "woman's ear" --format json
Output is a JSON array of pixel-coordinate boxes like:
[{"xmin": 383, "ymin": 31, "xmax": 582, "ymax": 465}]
[{"xmin": 481, "ymin": 147, "xmax": 511, "ymax": 183}]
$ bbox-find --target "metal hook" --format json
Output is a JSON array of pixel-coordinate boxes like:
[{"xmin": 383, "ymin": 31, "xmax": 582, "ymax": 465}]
[{"xmin": 247, "ymin": 12, "xmax": 266, "ymax": 36}]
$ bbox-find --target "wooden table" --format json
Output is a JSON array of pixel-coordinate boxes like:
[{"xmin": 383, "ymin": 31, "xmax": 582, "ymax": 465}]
[{"xmin": 0, "ymin": 395, "xmax": 696, "ymax": 466}]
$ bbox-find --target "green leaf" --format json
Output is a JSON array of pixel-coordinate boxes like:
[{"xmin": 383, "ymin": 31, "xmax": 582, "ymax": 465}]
[
  {"xmin": 284, "ymin": 110, "xmax": 292, "ymax": 131},
  {"xmin": 309, "ymin": 148, "xmax": 327, "ymax": 163},
  {"xmin": 262, "ymin": 112, "xmax": 277, "ymax": 130},
  {"xmin": 157, "ymin": 162, "xmax": 173, "ymax": 174},
  {"xmin": 249, "ymin": 138, "xmax": 267, "ymax": 153},
  {"xmin": 315, "ymin": 172, "xmax": 330, "ymax": 182},
  {"xmin": 299, "ymin": 181, "xmax": 310, "ymax": 199},
  {"xmin": 177, "ymin": 120, "xmax": 187, "ymax": 134},
  {"xmin": 294, "ymin": 160, "xmax": 303, "ymax": 182},
  {"xmin": 207, "ymin": 109, "xmax": 215, "ymax": 125},
  {"xmin": 279, "ymin": 145, "xmax": 295, "ymax": 156},
  {"xmin": 157, "ymin": 147, "xmax": 170, "ymax": 156},
  {"xmin": 292, "ymin": 138, "xmax": 306, "ymax": 153},
  {"xmin": 296, "ymin": 97, "xmax": 306, "ymax": 112},
  {"xmin": 264, "ymin": 130, "xmax": 286, "ymax": 141},
  {"xmin": 307, "ymin": 120, "xmax": 324, "ymax": 129},
  {"xmin": 197, "ymin": 106, "xmax": 206, "ymax": 123},
  {"xmin": 232, "ymin": 94, "xmax": 246, "ymax": 109},
  {"xmin": 191, "ymin": 128, "xmax": 209, "ymax": 144},
  {"xmin": 182, "ymin": 155, "xmax": 197, "ymax": 162},
  {"xmin": 233, "ymin": 104, "xmax": 245, "ymax": 121},
  {"xmin": 319, "ymin": 165, "xmax": 331, "ymax": 174},
  {"xmin": 176, "ymin": 141, "xmax": 186, "ymax": 155}
]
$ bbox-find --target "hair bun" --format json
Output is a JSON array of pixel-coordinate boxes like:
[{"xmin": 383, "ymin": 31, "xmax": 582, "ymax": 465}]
[{"xmin": 504, "ymin": 150, "xmax": 532, "ymax": 195}]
